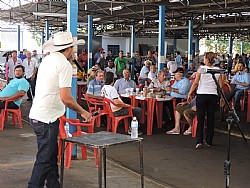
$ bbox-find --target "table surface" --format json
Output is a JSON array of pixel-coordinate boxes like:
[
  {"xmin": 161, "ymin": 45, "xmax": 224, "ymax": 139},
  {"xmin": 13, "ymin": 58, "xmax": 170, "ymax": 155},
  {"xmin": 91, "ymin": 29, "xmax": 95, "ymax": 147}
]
[
  {"xmin": 120, "ymin": 93, "xmax": 173, "ymax": 101},
  {"xmin": 64, "ymin": 131, "xmax": 143, "ymax": 148},
  {"xmin": 77, "ymin": 81, "xmax": 88, "ymax": 85}
]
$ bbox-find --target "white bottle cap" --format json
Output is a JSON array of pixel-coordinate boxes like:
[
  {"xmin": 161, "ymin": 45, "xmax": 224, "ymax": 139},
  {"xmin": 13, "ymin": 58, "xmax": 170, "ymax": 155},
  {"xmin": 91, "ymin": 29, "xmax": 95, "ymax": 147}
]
[{"xmin": 133, "ymin": 117, "xmax": 137, "ymax": 120}]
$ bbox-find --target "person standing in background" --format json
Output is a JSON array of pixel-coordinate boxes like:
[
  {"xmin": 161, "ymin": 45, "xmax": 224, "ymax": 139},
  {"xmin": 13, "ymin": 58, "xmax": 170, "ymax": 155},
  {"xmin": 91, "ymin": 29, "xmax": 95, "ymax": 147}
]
[
  {"xmin": 23, "ymin": 51, "xmax": 38, "ymax": 101},
  {"xmin": 187, "ymin": 52, "xmax": 224, "ymax": 149}
]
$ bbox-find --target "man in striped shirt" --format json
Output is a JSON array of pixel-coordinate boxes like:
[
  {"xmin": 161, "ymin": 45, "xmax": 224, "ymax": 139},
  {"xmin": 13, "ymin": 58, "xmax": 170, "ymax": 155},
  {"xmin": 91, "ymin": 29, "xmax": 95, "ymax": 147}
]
[{"xmin": 86, "ymin": 70, "xmax": 105, "ymax": 96}]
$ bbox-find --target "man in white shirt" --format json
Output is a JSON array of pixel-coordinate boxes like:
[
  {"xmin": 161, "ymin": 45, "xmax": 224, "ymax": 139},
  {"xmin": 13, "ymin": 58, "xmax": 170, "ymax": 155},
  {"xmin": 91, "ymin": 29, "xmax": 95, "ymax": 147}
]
[
  {"xmin": 6, "ymin": 50, "xmax": 23, "ymax": 82},
  {"xmin": 101, "ymin": 72, "xmax": 142, "ymax": 135},
  {"xmin": 148, "ymin": 70, "xmax": 170, "ymax": 95},
  {"xmin": 28, "ymin": 32, "xmax": 91, "ymax": 188},
  {"xmin": 23, "ymin": 51, "xmax": 38, "ymax": 101},
  {"xmin": 139, "ymin": 60, "xmax": 151, "ymax": 84},
  {"xmin": 148, "ymin": 65, "xmax": 157, "ymax": 81},
  {"xmin": 167, "ymin": 57, "xmax": 177, "ymax": 75}
]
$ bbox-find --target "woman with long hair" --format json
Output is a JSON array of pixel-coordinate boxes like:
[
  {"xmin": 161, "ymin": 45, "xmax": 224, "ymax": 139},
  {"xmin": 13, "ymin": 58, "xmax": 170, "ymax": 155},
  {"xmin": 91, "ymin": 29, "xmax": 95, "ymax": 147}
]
[{"xmin": 187, "ymin": 52, "xmax": 224, "ymax": 149}]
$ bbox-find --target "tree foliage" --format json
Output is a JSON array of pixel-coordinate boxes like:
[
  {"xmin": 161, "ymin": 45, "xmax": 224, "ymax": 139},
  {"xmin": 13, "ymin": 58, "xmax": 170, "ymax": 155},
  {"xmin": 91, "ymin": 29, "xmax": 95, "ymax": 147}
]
[{"xmin": 203, "ymin": 36, "xmax": 250, "ymax": 55}]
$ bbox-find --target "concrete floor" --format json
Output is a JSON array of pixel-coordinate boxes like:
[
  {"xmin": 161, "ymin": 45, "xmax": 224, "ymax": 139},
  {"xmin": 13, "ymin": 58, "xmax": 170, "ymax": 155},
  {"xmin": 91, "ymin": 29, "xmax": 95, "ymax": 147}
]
[{"xmin": 0, "ymin": 100, "xmax": 250, "ymax": 188}]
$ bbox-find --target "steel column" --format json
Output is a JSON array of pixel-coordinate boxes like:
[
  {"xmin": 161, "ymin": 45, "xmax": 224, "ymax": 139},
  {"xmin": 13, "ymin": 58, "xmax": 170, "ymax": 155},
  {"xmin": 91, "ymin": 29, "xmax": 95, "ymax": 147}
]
[
  {"xmin": 158, "ymin": 6, "xmax": 165, "ymax": 72},
  {"xmin": 188, "ymin": 20, "xmax": 193, "ymax": 69}
]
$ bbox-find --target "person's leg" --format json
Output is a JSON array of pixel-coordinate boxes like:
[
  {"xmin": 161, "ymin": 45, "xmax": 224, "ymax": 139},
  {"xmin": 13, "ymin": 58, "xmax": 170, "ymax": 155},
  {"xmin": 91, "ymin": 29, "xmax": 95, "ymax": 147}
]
[
  {"xmin": 30, "ymin": 79, "xmax": 36, "ymax": 98},
  {"xmin": 132, "ymin": 107, "xmax": 142, "ymax": 124},
  {"xmin": 196, "ymin": 95, "xmax": 207, "ymax": 146},
  {"xmin": 28, "ymin": 119, "xmax": 60, "ymax": 188},
  {"xmin": 205, "ymin": 95, "xmax": 218, "ymax": 146},
  {"xmin": 167, "ymin": 103, "xmax": 188, "ymax": 133},
  {"xmin": 183, "ymin": 109, "xmax": 195, "ymax": 133},
  {"xmin": 234, "ymin": 89, "xmax": 244, "ymax": 110},
  {"xmin": 26, "ymin": 78, "xmax": 32, "ymax": 100}
]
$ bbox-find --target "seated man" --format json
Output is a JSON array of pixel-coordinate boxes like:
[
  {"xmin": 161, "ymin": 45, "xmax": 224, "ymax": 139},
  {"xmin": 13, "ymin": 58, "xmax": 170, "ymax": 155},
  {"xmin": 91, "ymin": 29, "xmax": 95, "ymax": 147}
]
[
  {"xmin": 139, "ymin": 60, "xmax": 151, "ymax": 84},
  {"xmin": 166, "ymin": 67, "xmax": 192, "ymax": 103},
  {"xmin": 187, "ymin": 61, "xmax": 196, "ymax": 78},
  {"xmin": 101, "ymin": 72, "xmax": 142, "ymax": 135},
  {"xmin": 231, "ymin": 62, "xmax": 250, "ymax": 110},
  {"xmin": 167, "ymin": 97, "xmax": 196, "ymax": 135},
  {"xmin": 114, "ymin": 69, "xmax": 136, "ymax": 94},
  {"xmin": 86, "ymin": 70, "xmax": 104, "ymax": 96},
  {"xmin": 148, "ymin": 65, "xmax": 157, "ymax": 80},
  {"xmin": 0, "ymin": 65, "xmax": 29, "ymax": 109},
  {"xmin": 148, "ymin": 70, "xmax": 170, "ymax": 95}
]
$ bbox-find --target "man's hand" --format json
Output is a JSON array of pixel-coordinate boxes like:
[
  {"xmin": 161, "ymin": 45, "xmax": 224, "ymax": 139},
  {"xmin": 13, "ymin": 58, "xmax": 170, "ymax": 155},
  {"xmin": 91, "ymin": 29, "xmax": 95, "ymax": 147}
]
[
  {"xmin": 0, "ymin": 97, "xmax": 9, "ymax": 101},
  {"xmin": 81, "ymin": 112, "xmax": 92, "ymax": 122},
  {"xmin": 191, "ymin": 106, "xmax": 197, "ymax": 112},
  {"xmin": 179, "ymin": 101, "xmax": 188, "ymax": 106},
  {"xmin": 166, "ymin": 86, "xmax": 172, "ymax": 92},
  {"xmin": 31, "ymin": 75, "xmax": 35, "ymax": 81},
  {"xmin": 154, "ymin": 87, "xmax": 161, "ymax": 92}
]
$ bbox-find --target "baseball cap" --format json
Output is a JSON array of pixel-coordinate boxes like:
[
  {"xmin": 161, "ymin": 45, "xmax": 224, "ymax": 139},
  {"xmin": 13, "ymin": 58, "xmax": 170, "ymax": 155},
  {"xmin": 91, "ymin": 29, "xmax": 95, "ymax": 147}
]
[{"xmin": 99, "ymin": 47, "xmax": 104, "ymax": 51}]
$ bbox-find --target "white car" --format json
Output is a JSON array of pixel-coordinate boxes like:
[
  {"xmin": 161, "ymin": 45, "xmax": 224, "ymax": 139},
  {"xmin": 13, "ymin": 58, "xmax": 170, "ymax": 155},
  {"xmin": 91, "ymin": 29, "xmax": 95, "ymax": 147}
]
[{"xmin": 0, "ymin": 50, "xmax": 13, "ymax": 74}]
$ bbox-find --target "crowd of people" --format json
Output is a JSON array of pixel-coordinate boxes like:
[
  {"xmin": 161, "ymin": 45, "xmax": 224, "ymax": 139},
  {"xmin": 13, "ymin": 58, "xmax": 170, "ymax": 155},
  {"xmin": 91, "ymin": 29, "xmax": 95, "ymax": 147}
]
[{"xmin": 1, "ymin": 31, "xmax": 249, "ymax": 187}]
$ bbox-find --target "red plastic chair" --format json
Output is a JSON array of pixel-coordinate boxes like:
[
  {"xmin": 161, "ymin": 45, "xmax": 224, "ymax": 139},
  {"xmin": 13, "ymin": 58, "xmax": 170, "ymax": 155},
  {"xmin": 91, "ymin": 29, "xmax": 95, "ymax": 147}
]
[
  {"xmin": 58, "ymin": 116, "xmax": 98, "ymax": 169},
  {"xmin": 240, "ymin": 89, "xmax": 249, "ymax": 111},
  {"xmin": 84, "ymin": 94, "xmax": 111, "ymax": 128},
  {"xmin": 0, "ymin": 99, "xmax": 22, "ymax": 130},
  {"xmin": 103, "ymin": 97, "xmax": 133, "ymax": 133}
]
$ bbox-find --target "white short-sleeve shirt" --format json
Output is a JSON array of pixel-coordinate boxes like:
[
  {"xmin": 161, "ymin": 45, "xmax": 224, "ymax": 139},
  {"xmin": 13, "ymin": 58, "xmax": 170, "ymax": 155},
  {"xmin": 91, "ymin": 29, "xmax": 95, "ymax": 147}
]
[
  {"xmin": 23, "ymin": 58, "xmax": 38, "ymax": 79},
  {"xmin": 29, "ymin": 52, "xmax": 72, "ymax": 123},
  {"xmin": 101, "ymin": 85, "xmax": 122, "ymax": 112},
  {"xmin": 7, "ymin": 58, "xmax": 23, "ymax": 78}
]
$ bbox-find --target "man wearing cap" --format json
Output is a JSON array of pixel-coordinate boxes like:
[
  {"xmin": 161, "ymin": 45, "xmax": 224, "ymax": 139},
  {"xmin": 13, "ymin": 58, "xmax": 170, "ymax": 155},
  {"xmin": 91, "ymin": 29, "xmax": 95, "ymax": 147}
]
[
  {"xmin": 28, "ymin": 32, "xmax": 92, "ymax": 188},
  {"xmin": 114, "ymin": 50, "xmax": 127, "ymax": 78},
  {"xmin": 166, "ymin": 67, "xmax": 192, "ymax": 103},
  {"xmin": 87, "ymin": 64, "xmax": 101, "ymax": 84},
  {"xmin": 94, "ymin": 47, "xmax": 104, "ymax": 63},
  {"xmin": 78, "ymin": 49, "xmax": 88, "ymax": 71},
  {"xmin": 106, "ymin": 50, "xmax": 115, "ymax": 63}
]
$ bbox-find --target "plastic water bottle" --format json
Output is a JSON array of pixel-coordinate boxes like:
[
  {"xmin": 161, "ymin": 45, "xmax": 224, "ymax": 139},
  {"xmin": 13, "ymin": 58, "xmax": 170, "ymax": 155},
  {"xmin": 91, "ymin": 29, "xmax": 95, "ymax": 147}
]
[
  {"xmin": 64, "ymin": 122, "xmax": 72, "ymax": 137},
  {"xmin": 131, "ymin": 117, "xmax": 138, "ymax": 139}
]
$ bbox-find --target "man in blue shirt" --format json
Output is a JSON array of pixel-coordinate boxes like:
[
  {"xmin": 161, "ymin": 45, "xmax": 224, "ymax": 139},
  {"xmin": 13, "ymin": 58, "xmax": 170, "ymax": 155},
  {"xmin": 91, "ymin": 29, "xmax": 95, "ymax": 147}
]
[
  {"xmin": 166, "ymin": 67, "xmax": 192, "ymax": 103},
  {"xmin": 114, "ymin": 69, "xmax": 136, "ymax": 94},
  {"xmin": 0, "ymin": 65, "xmax": 29, "ymax": 109},
  {"xmin": 175, "ymin": 51, "xmax": 182, "ymax": 68},
  {"xmin": 231, "ymin": 62, "xmax": 250, "ymax": 110},
  {"xmin": 18, "ymin": 49, "xmax": 27, "ymax": 61},
  {"xmin": 86, "ymin": 70, "xmax": 105, "ymax": 96}
]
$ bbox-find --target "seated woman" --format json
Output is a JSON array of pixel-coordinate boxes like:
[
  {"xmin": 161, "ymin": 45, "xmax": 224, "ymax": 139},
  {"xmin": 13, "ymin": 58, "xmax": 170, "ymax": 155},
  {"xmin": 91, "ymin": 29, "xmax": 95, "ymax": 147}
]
[{"xmin": 166, "ymin": 96, "xmax": 196, "ymax": 135}]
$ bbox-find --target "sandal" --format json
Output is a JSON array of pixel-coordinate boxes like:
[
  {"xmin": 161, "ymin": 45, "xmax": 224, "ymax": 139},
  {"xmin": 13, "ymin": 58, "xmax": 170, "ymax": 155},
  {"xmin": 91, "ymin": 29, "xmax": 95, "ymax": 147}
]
[
  {"xmin": 183, "ymin": 130, "xmax": 192, "ymax": 136},
  {"xmin": 195, "ymin": 143, "xmax": 203, "ymax": 149},
  {"xmin": 166, "ymin": 129, "xmax": 180, "ymax": 135}
]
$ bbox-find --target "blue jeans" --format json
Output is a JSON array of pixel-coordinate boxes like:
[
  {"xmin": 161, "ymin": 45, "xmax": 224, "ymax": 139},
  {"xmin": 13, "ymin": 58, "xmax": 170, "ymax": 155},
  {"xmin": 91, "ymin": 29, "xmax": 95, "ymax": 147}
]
[
  {"xmin": 28, "ymin": 119, "xmax": 60, "ymax": 188},
  {"xmin": 234, "ymin": 89, "xmax": 245, "ymax": 110}
]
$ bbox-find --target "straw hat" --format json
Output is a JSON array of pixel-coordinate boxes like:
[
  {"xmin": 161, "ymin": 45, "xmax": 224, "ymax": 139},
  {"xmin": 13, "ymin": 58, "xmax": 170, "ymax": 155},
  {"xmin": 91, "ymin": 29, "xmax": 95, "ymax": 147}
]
[
  {"xmin": 42, "ymin": 32, "xmax": 85, "ymax": 53},
  {"xmin": 144, "ymin": 60, "xmax": 152, "ymax": 66}
]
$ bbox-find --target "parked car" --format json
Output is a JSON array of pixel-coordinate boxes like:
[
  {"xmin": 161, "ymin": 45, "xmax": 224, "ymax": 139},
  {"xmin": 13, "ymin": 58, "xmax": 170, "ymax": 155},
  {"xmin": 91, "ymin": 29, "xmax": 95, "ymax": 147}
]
[{"xmin": 0, "ymin": 50, "xmax": 13, "ymax": 74}]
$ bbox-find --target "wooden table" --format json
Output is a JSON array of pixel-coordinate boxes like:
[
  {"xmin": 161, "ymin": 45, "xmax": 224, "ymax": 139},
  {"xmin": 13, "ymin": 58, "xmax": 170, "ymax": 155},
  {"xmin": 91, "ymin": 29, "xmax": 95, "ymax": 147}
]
[
  {"xmin": 77, "ymin": 81, "xmax": 87, "ymax": 104},
  {"xmin": 60, "ymin": 131, "xmax": 144, "ymax": 188}
]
